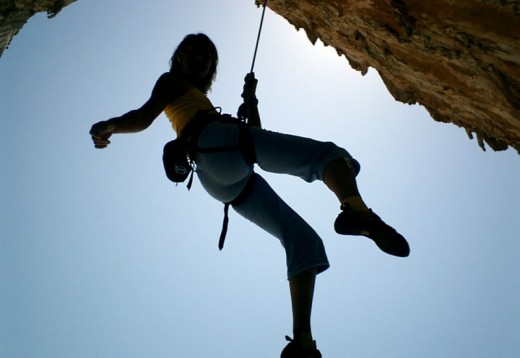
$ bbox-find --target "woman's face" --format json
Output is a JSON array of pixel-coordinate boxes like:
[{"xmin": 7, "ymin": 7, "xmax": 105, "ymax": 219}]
[{"xmin": 177, "ymin": 43, "xmax": 214, "ymax": 78}]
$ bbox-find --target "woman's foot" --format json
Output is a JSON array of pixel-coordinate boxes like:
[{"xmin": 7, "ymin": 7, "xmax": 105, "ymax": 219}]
[
  {"xmin": 281, "ymin": 336, "xmax": 322, "ymax": 358},
  {"xmin": 335, "ymin": 204, "xmax": 410, "ymax": 257}
]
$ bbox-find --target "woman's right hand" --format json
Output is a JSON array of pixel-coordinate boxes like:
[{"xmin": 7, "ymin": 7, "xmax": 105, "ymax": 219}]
[
  {"xmin": 88, "ymin": 72, "xmax": 185, "ymax": 149},
  {"xmin": 90, "ymin": 120, "xmax": 116, "ymax": 149}
]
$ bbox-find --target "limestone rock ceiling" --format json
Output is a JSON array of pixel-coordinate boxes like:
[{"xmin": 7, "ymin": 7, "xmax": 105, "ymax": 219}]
[
  {"xmin": 1, "ymin": 0, "xmax": 519, "ymax": 153},
  {"xmin": 261, "ymin": 0, "xmax": 520, "ymax": 154},
  {"xmin": 0, "ymin": 0, "xmax": 76, "ymax": 57}
]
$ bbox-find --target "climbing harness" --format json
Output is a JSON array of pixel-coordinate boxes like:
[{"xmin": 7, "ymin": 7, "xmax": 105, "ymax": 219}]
[
  {"xmin": 162, "ymin": 109, "xmax": 257, "ymax": 249},
  {"xmin": 163, "ymin": 1, "xmax": 270, "ymax": 249}
]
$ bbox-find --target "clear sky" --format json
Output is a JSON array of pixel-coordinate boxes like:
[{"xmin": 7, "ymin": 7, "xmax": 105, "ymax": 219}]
[{"xmin": 1, "ymin": 1, "xmax": 519, "ymax": 357}]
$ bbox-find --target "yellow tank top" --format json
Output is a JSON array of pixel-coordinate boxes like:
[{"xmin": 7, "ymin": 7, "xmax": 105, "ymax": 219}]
[{"xmin": 164, "ymin": 87, "xmax": 217, "ymax": 136}]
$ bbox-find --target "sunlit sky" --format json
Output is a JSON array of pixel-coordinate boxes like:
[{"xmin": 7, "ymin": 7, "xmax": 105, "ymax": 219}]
[{"xmin": 1, "ymin": 1, "xmax": 519, "ymax": 357}]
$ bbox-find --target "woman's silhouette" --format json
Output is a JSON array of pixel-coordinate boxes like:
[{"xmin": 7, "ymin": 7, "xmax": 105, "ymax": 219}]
[{"xmin": 90, "ymin": 33, "xmax": 409, "ymax": 357}]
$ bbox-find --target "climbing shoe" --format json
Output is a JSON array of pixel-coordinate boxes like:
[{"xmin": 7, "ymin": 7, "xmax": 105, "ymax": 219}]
[
  {"xmin": 281, "ymin": 336, "xmax": 322, "ymax": 358},
  {"xmin": 334, "ymin": 204, "xmax": 410, "ymax": 257}
]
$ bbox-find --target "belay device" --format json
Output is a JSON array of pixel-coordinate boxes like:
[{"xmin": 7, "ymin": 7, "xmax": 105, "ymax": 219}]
[{"xmin": 163, "ymin": 0, "xmax": 269, "ymax": 249}]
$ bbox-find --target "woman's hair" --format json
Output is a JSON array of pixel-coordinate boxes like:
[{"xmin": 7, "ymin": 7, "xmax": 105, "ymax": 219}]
[{"xmin": 169, "ymin": 33, "xmax": 218, "ymax": 93}]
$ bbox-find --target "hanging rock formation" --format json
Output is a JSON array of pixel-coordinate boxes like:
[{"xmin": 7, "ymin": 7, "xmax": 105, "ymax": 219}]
[
  {"xmin": 1, "ymin": 1, "xmax": 518, "ymax": 153},
  {"xmin": 0, "ymin": 0, "xmax": 76, "ymax": 58},
  {"xmin": 261, "ymin": 0, "xmax": 520, "ymax": 153}
]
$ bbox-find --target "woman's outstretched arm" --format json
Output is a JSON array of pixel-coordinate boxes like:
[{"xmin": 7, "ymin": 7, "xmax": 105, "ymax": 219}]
[{"xmin": 90, "ymin": 73, "xmax": 187, "ymax": 148}]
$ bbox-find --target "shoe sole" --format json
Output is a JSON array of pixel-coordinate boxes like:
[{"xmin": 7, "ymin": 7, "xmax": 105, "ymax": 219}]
[{"xmin": 335, "ymin": 218, "xmax": 410, "ymax": 257}]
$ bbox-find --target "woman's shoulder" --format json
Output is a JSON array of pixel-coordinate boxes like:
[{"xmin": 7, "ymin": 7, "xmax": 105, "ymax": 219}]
[
  {"xmin": 156, "ymin": 72, "xmax": 192, "ymax": 88},
  {"xmin": 152, "ymin": 72, "xmax": 193, "ymax": 101}
]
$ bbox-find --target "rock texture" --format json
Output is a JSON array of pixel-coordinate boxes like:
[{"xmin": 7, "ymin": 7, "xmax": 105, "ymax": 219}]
[
  {"xmin": 0, "ymin": 0, "xmax": 76, "ymax": 58},
  {"xmin": 1, "ymin": 1, "xmax": 518, "ymax": 153},
  {"xmin": 260, "ymin": 0, "xmax": 520, "ymax": 153}
]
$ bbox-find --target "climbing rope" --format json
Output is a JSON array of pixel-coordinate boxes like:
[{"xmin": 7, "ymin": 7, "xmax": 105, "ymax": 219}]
[
  {"xmin": 238, "ymin": 0, "xmax": 269, "ymax": 122},
  {"xmin": 250, "ymin": 0, "xmax": 269, "ymax": 73}
]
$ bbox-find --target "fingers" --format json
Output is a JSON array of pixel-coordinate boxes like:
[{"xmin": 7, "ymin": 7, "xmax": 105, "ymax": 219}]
[
  {"xmin": 244, "ymin": 72, "xmax": 256, "ymax": 81},
  {"xmin": 90, "ymin": 121, "xmax": 114, "ymax": 149},
  {"xmin": 244, "ymin": 73, "xmax": 258, "ymax": 89},
  {"xmin": 92, "ymin": 136, "xmax": 111, "ymax": 149},
  {"xmin": 237, "ymin": 103, "xmax": 248, "ymax": 119},
  {"xmin": 90, "ymin": 121, "xmax": 112, "ymax": 136},
  {"xmin": 242, "ymin": 74, "xmax": 258, "ymax": 101}
]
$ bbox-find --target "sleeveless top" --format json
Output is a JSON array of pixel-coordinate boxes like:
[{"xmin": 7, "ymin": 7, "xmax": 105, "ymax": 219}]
[{"xmin": 164, "ymin": 87, "xmax": 217, "ymax": 136}]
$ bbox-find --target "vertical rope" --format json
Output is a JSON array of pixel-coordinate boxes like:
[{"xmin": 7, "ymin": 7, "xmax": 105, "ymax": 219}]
[{"xmin": 250, "ymin": 0, "xmax": 269, "ymax": 73}]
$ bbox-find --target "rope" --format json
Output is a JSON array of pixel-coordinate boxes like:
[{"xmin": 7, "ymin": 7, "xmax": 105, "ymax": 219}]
[{"xmin": 250, "ymin": 0, "xmax": 268, "ymax": 73}]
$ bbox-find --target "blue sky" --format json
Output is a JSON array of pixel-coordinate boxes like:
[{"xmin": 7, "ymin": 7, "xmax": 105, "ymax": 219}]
[{"xmin": 1, "ymin": 1, "xmax": 519, "ymax": 357}]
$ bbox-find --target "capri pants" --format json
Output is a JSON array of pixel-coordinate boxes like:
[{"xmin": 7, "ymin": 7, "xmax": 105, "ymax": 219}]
[{"xmin": 194, "ymin": 120, "xmax": 353, "ymax": 279}]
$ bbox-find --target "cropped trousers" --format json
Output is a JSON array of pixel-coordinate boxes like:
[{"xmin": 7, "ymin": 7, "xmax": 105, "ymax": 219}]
[{"xmin": 194, "ymin": 120, "xmax": 353, "ymax": 279}]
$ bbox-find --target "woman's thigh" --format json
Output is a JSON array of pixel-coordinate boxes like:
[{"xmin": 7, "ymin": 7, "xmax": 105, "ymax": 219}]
[
  {"xmin": 195, "ymin": 121, "xmax": 253, "ymax": 203},
  {"xmin": 249, "ymin": 127, "xmax": 351, "ymax": 182}
]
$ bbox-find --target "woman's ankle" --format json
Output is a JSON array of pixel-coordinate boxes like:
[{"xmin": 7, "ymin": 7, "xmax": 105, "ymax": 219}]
[
  {"xmin": 342, "ymin": 195, "xmax": 369, "ymax": 212},
  {"xmin": 294, "ymin": 331, "xmax": 316, "ymax": 350}
]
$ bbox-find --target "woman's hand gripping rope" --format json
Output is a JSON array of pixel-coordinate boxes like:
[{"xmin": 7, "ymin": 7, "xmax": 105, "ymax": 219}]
[{"xmin": 237, "ymin": 72, "xmax": 259, "ymax": 123}]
